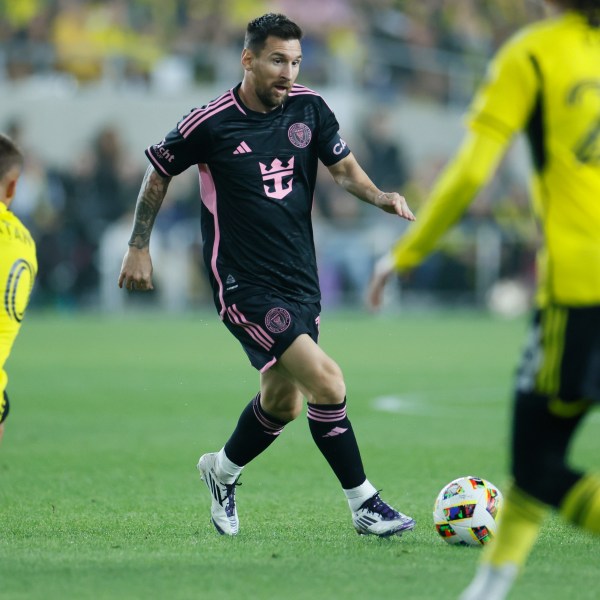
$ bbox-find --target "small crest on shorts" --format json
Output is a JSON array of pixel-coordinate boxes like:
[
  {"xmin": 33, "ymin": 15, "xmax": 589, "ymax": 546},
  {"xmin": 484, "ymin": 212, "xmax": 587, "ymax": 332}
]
[
  {"xmin": 288, "ymin": 123, "xmax": 312, "ymax": 148},
  {"xmin": 265, "ymin": 307, "xmax": 292, "ymax": 333}
]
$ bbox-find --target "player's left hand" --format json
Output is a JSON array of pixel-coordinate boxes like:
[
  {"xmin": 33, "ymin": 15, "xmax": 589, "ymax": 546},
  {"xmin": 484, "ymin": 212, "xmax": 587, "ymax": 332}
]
[
  {"xmin": 375, "ymin": 192, "xmax": 416, "ymax": 222},
  {"xmin": 367, "ymin": 251, "xmax": 395, "ymax": 311}
]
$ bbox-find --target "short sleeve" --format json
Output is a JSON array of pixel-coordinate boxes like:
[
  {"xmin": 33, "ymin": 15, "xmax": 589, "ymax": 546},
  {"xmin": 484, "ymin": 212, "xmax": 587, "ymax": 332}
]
[
  {"xmin": 317, "ymin": 99, "xmax": 351, "ymax": 166},
  {"xmin": 145, "ymin": 109, "xmax": 211, "ymax": 177},
  {"xmin": 467, "ymin": 34, "xmax": 539, "ymax": 143}
]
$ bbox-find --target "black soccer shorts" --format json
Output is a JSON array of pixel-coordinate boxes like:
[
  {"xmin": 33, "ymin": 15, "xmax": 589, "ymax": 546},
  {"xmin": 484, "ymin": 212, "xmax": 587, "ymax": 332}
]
[
  {"xmin": 221, "ymin": 293, "xmax": 321, "ymax": 372},
  {"xmin": 515, "ymin": 305, "xmax": 600, "ymax": 404},
  {"xmin": 0, "ymin": 390, "xmax": 10, "ymax": 424}
]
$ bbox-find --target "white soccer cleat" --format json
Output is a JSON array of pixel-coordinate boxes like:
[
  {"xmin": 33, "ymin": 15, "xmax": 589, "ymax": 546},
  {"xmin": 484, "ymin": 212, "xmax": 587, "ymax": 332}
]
[
  {"xmin": 197, "ymin": 452, "xmax": 240, "ymax": 536},
  {"xmin": 458, "ymin": 564, "xmax": 518, "ymax": 600},
  {"xmin": 352, "ymin": 493, "xmax": 416, "ymax": 537}
]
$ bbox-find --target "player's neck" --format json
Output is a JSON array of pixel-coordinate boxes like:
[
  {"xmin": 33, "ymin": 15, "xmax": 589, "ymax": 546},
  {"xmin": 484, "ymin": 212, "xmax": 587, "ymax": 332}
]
[{"xmin": 238, "ymin": 82, "xmax": 275, "ymax": 114}]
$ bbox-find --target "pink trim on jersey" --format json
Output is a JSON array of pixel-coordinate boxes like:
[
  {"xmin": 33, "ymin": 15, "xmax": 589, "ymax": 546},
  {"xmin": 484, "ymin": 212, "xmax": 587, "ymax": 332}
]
[
  {"xmin": 180, "ymin": 100, "xmax": 235, "ymax": 138},
  {"xmin": 146, "ymin": 146, "xmax": 171, "ymax": 177},
  {"xmin": 289, "ymin": 84, "xmax": 320, "ymax": 97},
  {"xmin": 179, "ymin": 92, "xmax": 231, "ymax": 130},
  {"xmin": 289, "ymin": 84, "xmax": 337, "ymax": 112},
  {"xmin": 307, "ymin": 404, "xmax": 347, "ymax": 423},
  {"xmin": 260, "ymin": 357, "xmax": 277, "ymax": 373},
  {"xmin": 227, "ymin": 87, "xmax": 247, "ymax": 115},
  {"xmin": 198, "ymin": 163, "xmax": 226, "ymax": 317},
  {"xmin": 179, "ymin": 89, "xmax": 246, "ymax": 139},
  {"xmin": 227, "ymin": 304, "xmax": 275, "ymax": 349}
]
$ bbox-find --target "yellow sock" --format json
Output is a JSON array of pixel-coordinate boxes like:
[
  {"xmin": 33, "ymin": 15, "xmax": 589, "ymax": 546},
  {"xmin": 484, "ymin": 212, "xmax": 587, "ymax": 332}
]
[
  {"xmin": 483, "ymin": 484, "xmax": 549, "ymax": 568},
  {"xmin": 560, "ymin": 473, "xmax": 600, "ymax": 534}
]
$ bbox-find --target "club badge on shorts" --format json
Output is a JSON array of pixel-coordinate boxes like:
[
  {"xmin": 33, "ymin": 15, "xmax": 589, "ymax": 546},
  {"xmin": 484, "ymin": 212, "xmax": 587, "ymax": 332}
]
[{"xmin": 265, "ymin": 307, "xmax": 291, "ymax": 333}]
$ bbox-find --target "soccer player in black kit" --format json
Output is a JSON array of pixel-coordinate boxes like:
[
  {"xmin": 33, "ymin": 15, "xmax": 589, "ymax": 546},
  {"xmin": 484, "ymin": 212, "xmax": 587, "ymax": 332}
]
[{"xmin": 119, "ymin": 13, "xmax": 416, "ymax": 537}]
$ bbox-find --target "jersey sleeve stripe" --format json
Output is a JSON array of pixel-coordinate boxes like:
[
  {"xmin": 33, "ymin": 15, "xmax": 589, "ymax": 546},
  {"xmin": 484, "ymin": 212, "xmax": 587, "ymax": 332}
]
[
  {"xmin": 179, "ymin": 93, "xmax": 231, "ymax": 129},
  {"xmin": 145, "ymin": 147, "xmax": 172, "ymax": 177},
  {"xmin": 179, "ymin": 100, "xmax": 235, "ymax": 138},
  {"xmin": 289, "ymin": 84, "xmax": 320, "ymax": 98},
  {"xmin": 290, "ymin": 84, "xmax": 334, "ymax": 110}
]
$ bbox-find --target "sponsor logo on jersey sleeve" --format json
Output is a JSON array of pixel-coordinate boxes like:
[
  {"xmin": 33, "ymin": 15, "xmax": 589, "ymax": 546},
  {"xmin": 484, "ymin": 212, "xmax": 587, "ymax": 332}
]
[
  {"xmin": 155, "ymin": 140, "xmax": 176, "ymax": 163},
  {"xmin": 333, "ymin": 138, "xmax": 347, "ymax": 155}
]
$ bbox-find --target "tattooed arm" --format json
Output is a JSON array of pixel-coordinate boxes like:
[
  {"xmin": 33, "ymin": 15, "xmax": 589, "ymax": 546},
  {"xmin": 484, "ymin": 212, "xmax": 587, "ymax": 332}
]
[{"xmin": 118, "ymin": 166, "xmax": 172, "ymax": 291}]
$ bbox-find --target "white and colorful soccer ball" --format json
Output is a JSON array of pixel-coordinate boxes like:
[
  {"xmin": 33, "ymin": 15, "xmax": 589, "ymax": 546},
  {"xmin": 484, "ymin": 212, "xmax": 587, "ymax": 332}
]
[{"xmin": 433, "ymin": 476, "xmax": 503, "ymax": 547}]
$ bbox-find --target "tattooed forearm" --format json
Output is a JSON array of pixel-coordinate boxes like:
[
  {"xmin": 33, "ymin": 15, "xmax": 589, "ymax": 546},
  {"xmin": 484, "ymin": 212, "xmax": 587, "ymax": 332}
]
[{"xmin": 128, "ymin": 166, "xmax": 172, "ymax": 249}]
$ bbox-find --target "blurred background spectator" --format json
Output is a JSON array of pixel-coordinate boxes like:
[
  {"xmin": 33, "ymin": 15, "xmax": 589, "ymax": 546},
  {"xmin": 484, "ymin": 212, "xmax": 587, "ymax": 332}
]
[{"xmin": 0, "ymin": 0, "xmax": 542, "ymax": 313}]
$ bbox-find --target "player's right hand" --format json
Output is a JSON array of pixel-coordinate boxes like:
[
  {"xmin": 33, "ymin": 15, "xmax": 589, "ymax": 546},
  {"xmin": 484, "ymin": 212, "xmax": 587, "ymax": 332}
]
[{"xmin": 118, "ymin": 246, "xmax": 154, "ymax": 291}]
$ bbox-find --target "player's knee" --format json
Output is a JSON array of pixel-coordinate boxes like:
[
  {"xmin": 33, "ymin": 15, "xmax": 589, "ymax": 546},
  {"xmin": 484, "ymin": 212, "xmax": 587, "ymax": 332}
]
[
  {"xmin": 309, "ymin": 362, "xmax": 346, "ymax": 404},
  {"xmin": 273, "ymin": 398, "xmax": 303, "ymax": 422},
  {"xmin": 262, "ymin": 391, "xmax": 303, "ymax": 422}
]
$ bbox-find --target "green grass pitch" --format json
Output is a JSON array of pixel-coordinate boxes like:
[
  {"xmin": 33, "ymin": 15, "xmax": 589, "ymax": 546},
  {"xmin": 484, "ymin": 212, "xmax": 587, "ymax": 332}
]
[{"xmin": 0, "ymin": 310, "xmax": 598, "ymax": 599}]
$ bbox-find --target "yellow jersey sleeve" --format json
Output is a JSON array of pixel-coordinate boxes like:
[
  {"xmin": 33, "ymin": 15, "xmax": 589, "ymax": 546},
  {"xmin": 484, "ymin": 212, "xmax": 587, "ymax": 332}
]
[
  {"xmin": 0, "ymin": 205, "xmax": 37, "ymax": 395},
  {"xmin": 390, "ymin": 33, "xmax": 534, "ymax": 274},
  {"xmin": 467, "ymin": 31, "xmax": 539, "ymax": 143},
  {"xmin": 393, "ymin": 12, "xmax": 600, "ymax": 307},
  {"xmin": 391, "ymin": 130, "xmax": 507, "ymax": 272}
]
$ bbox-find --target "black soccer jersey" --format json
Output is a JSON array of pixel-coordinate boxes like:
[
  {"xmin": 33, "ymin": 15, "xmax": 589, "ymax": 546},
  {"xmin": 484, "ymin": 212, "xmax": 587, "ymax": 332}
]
[{"xmin": 146, "ymin": 83, "xmax": 351, "ymax": 315}]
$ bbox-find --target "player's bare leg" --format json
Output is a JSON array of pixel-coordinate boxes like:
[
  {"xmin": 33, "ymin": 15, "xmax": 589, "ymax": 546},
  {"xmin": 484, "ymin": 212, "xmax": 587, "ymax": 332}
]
[{"xmin": 275, "ymin": 335, "xmax": 415, "ymax": 536}]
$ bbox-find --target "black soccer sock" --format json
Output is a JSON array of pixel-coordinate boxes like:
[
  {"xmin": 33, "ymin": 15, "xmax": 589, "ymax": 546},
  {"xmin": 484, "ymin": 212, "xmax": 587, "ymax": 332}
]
[
  {"xmin": 512, "ymin": 391, "xmax": 586, "ymax": 506},
  {"xmin": 307, "ymin": 399, "xmax": 366, "ymax": 489},
  {"xmin": 224, "ymin": 393, "xmax": 287, "ymax": 467}
]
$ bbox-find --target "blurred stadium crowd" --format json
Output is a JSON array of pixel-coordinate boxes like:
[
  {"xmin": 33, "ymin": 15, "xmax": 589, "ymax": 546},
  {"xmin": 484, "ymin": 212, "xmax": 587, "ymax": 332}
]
[
  {"xmin": 1, "ymin": 0, "xmax": 542, "ymax": 312},
  {"xmin": 1, "ymin": 0, "xmax": 545, "ymax": 95}
]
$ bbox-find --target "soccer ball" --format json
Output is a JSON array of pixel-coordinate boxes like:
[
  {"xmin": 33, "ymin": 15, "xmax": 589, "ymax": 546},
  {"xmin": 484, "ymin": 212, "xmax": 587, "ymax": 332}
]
[{"xmin": 433, "ymin": 476, "xmax": 503, "ymax": 547}]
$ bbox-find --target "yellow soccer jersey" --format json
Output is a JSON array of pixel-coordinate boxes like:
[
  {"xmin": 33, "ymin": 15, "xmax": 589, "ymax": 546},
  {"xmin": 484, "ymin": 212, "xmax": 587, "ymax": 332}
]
[
  {"xmin": 469, "ymin": 11, "xmax": 600, "ymax": 306},
  {"xmin": 393, "ymin": 11, "xmax": 600, "ymax": 307},
  {"xmin": 0, "ymin": 203, "xmax": 37, "ymax": 396}
]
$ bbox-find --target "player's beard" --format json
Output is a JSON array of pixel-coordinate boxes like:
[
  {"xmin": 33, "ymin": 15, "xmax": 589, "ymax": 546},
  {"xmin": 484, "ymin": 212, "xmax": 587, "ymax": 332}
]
[{"xmin": 255, "ymin": 81, "xmax": 290, "ymax": 109}]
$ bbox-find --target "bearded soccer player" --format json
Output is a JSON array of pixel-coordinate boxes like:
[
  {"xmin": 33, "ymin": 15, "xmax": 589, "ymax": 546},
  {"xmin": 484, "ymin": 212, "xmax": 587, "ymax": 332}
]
[
  {"xmin": 368, "ymin": 1, "xmax": 600, "ymax": 598},
  {"xmin": 119, "ymin": 13, "xmax": 416, "ymax": 538},
  {"xmin": 0, "ymin": 134, "xmax": 37, "ymax": 445}
]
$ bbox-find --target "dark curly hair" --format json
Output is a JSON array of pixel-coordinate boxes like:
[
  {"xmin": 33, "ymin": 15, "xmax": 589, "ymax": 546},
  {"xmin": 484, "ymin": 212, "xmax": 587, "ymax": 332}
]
[
  {"xmin": 0, "ymin": 133, "xmax": 24, "ymax": 180},
  {"xmin": 244, "ymin": 13, "xmax": 303, "ymax": 54}
]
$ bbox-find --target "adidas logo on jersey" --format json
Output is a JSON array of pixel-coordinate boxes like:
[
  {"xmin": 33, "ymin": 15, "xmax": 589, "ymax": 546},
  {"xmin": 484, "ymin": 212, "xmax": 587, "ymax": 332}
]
[
  {"xmin": 225, "ymin": 273, "xmax": 238, "ymax": 291},
  {"xmin": 233, "ymin": 141, "xmax": 252, "ymax": 154}
]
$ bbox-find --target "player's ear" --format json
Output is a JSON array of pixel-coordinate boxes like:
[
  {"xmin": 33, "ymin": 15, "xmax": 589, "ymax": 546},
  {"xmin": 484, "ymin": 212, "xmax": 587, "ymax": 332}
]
[
  {"xmin": 241, "ymin": 48, "xmax": 254, "ymax": 72},
  {"xmin": 3, "ymin": 172, "xmax": 19, "ymax": 207}
]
